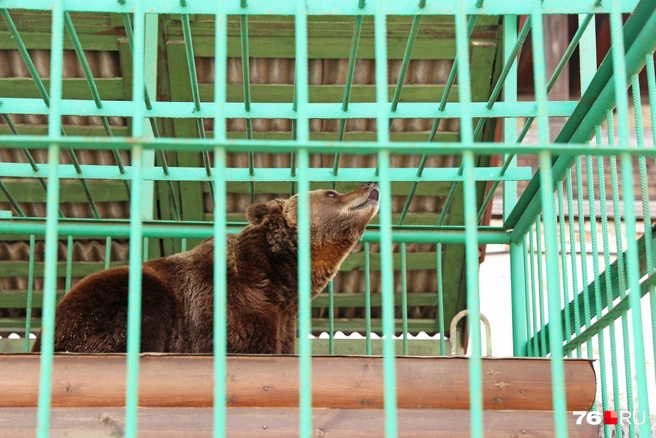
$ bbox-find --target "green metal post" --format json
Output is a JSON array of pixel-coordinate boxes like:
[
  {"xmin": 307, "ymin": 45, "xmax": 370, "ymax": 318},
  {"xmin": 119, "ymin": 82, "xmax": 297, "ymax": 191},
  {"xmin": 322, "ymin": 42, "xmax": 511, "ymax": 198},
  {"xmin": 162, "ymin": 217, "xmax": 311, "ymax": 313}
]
[
  {"xmin": 503, "ymin": 13, "xmax": 528, "ymax": 358},
  {"xmin": 36, "ymin": 0, "xmax": 63, "ymax": 435},
  {"xmin": 213, "ymin": 3, "xmax": 228, "ymax": 436}
]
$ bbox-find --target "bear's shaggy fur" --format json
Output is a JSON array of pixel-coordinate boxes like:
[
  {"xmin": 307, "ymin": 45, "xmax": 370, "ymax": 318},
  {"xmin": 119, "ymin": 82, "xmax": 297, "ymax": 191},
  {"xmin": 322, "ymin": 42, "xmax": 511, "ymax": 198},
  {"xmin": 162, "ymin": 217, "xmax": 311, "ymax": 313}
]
[{"xmin": 32, "ymin": 183, "xmax": 380, "ymax": 354}]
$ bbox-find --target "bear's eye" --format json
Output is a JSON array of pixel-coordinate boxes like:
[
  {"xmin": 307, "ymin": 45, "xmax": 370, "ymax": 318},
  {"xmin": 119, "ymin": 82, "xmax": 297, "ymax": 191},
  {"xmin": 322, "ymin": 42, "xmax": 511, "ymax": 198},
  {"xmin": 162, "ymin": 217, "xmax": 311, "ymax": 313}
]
[{"xmin": 326, "ymin": 191, "xmax": 337, "ymax": 198}]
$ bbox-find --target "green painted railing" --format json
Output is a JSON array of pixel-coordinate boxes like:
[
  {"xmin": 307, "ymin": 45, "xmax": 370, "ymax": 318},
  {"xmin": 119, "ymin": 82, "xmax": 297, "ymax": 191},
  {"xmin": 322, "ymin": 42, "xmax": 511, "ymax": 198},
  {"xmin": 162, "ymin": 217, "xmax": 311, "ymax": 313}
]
[{"xmin": 0, "ymin": 0, "xmax": 655, "ymax": 437}]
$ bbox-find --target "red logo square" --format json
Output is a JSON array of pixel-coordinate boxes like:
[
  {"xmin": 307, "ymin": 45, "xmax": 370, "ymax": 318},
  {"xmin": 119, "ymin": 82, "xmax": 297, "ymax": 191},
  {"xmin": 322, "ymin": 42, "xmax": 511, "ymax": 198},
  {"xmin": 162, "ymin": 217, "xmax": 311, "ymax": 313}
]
[{"xmin": 604, "ymin": 411, "xmax": 618, "ymax": 425}]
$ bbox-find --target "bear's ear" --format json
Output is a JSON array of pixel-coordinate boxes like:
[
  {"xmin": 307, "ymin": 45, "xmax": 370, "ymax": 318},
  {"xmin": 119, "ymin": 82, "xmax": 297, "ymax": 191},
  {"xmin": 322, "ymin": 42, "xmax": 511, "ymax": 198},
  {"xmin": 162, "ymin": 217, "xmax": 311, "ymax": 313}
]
[{"xmin": 246, "ymin": 202, "xmax": 271, "ymax": 225}]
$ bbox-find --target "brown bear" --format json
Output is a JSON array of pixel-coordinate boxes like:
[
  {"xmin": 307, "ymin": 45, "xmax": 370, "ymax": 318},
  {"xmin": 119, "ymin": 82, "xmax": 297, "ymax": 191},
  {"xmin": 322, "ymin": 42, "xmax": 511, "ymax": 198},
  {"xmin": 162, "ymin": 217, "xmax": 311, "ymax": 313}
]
[{"xmin": 31, "ymin": 183, "xmax": 380, "ymax": 354}]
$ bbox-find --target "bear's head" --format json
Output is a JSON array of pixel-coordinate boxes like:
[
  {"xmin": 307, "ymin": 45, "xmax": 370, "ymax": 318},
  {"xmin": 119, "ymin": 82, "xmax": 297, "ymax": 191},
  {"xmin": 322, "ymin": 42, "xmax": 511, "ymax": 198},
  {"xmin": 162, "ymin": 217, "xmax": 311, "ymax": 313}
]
[
  {"xmin": 244, "ymin": 183, "xmax": 380, "ymax": 292},
  {"xmin": 246, "ymin": 182, "xmax": 379, "ymax": 243}
]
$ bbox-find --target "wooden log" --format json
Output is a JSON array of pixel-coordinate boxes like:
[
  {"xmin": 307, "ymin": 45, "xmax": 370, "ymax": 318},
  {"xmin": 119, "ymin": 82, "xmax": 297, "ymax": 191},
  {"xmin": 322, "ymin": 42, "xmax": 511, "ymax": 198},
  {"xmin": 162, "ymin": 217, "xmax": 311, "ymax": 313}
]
[
  {"xmin": 0, "ymin": 407, "xmax": 599, "ymax": 438},
  {"xmin": 0, "ymin": 354, "xmax": 596, "ymax": 411}
]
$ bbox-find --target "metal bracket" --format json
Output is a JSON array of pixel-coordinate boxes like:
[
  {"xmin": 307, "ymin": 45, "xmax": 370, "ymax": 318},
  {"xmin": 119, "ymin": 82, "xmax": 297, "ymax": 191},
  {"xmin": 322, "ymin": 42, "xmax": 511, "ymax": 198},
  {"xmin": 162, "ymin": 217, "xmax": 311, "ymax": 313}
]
[{"xmin": 449, "ymin": 309, "xmax": 493, "ymax": 357}]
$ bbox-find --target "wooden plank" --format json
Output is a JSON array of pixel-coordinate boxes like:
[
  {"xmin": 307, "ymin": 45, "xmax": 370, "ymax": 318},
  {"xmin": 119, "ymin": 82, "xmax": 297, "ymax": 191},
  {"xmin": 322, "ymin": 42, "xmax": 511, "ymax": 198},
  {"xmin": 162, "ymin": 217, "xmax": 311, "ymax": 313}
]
[
  {"xmin": 0, "ymin": 407, "xmax": 598, "ymax": 438},
  {"xmin": 0, "ymin": 355, "xmax": 597, "ymax": 411},
  {"xmin": 0, "ymin": 78, "xmax": 124, "ymax": 100}
]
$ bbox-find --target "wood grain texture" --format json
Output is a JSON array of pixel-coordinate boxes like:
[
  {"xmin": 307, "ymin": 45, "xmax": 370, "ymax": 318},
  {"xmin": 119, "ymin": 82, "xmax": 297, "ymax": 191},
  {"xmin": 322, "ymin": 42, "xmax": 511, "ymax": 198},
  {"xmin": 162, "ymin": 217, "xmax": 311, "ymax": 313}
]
[
  {"xmin": 0, "ymin": 354, "xmax": 596, "ymax": 411},
  {"xmin": 0, "ymin": 407, "xmax": 599, "ymax": 438}
]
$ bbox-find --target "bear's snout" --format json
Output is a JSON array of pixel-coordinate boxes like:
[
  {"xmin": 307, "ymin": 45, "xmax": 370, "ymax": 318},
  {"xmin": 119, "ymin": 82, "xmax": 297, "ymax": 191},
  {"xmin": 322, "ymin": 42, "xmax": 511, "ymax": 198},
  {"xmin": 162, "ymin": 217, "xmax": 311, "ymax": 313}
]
[{"xmin": 362, "ymin": 182, "xmax": 379, "ymax": 201}]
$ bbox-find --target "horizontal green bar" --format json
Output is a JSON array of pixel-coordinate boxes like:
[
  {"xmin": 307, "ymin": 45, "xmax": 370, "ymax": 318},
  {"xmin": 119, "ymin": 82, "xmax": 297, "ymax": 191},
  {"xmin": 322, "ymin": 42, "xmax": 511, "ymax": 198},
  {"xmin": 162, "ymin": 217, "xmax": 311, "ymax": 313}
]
[
  {"xmin": 0, "ymin": 82, "xmax": 455, "ymax": 104},
  {"xmin": 0, "ymin": 98, "xmax": 578, "ymax": 119},
  {"xmin": 0, "ymin": 215, "xmax": 501, "ymax": 238},
  {"xmin": 0, "ymin": 164, "xmax": 532, "ymax": 183},
  {"xmin": 190, "ymin": 35, "xmax": 462, "ymax": 60},
  {"xmin": 311, "ymin": 318, "xmax": 437, "ymax": 334},
  {"xmin": 4, "ymin": 137, "xmax": 649, "ymax": 157},
  {"xmin": 218, "ymin": 84, "xmax": 460, "ymax": 103},
  {"xmin": 0, "ymin": 338, "xmax": 449, "ymax": 355},
  {"xmin": 0, "ymin": 290, "xmax": 66, "ymax": 308},
  {"xmin": 0, "ymin": 30, "xmax": 120, "ymax": 51},
  {"xmin": 0, "ymin": 181, "xmax": 455, "ymax": 204},
  {"xmin": 0, "ymin": 78, "xmax": 124, "ymax": 100},
  {"xmin": 1, "ymin": 0, "xmax": 639, "ymax": 15},
  {"xmin": 204, "ymin": 212, "xmax": 484, "ymax": 227},
  {"xmin": 0, "ymin": 290, "xmax": 436, "ymax": 309},
  {"xmin": 0, "ymin": 181, "xmax": 129, "ymax": 203},
  {"xmin": 0, "ymin": 261, "xmax": 124, "ymax": 278},
  {"xmin": 0, "ymin": 318, "xmax": 437, "ymax": 336},
  {"xmin": 0, "ymin": 126, "xmax": 458, "ymax": 143},
  {"xmin": 0, "ymin": 219, "xmax": 511, "ymax": 244},
  {"xmin": 312, "ymin": 292, "xmax": 438, "ymax": 307}
]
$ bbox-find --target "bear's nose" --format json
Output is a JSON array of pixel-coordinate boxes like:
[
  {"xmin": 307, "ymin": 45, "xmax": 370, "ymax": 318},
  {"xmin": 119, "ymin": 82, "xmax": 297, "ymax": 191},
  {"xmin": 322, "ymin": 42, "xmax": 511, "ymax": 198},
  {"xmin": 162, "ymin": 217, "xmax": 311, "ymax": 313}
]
[{"xmin": 362, "ymin": 182, "xmax": 378, "ymax": 189}]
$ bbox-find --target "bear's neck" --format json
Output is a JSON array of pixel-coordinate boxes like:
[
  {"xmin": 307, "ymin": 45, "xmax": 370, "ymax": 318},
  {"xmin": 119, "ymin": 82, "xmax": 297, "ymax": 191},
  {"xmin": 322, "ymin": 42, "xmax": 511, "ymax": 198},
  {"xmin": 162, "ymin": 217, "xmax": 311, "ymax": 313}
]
[
  {"xmin": 309, "ymin": 238, "xmax": 357, "ymax": 294},
  {"xmin": 221, "ymin": 226, "xmax": 357, "ymax": 311}
]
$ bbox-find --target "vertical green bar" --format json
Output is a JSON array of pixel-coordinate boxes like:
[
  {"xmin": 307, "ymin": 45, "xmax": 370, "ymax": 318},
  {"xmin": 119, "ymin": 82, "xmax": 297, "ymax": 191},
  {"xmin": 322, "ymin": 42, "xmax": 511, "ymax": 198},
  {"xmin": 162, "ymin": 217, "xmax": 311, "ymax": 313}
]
[
  {"xmin": 328, "ymin": 281, "xmax": 335, "ymax": 354},
  {"xmin": 378, "ymin": 150, "xmax": 397, "ymax": 438},
  {"xmin": 538, "ymin": 152, "xmax": 568, "ymax": 438},
  {"xmin": 522, "ymin": 236, "xmax": 534, "ymax": 357},
  {"xmin": 530, "ymin": 0, "xmax": 567, "ymax": 430},
  {"xmin": 365, "ymin": 242, "xmax": 372, "ymax": 355},
  {"xmin": 36, "ymin": 0, "xmax": 63, "ymax": 435},
  {"xmin": 565, "ymin": 169, "xmax": 581, "ymax": 358},
  {"xmin": 24, "ymin": 234, "xmax": 36, "ymax": 352},
  {"xmin": 436, "ymin": 243, "xmax": 446, "ymax": 356},
  {"xmin": 125, "ymin": 144, "xmax": 144, "ymax": 438},
  {"xmin": 212, "ymin": 148, "xmax": 227, "ymax": 437},
  {"xmin": 401, "ymin": 243, "xmax": 408, "ymax": 356},
  {"xmin": 609, "ymin": 0, "xmax": 651, "ymax": 431},
  {"xmin": 125, "ymin": 4, "xmax": 146, "ymax": 437},
  {"xmin": 453, "ymin": 0, "xmax": 482, "ymax": 433},
  {"xmin": 463, "ymin": 151, "xmax": 483, "ymax": 435},
  {"xmin": 529, "ymin": 226, "xmax": 539, "ymax": 357},
  {"xmin": 556, "ymin": 182, "xmax": 571, "ymax": 357},
  {"xmin": 294, "ymin": 0, "xmax": 312, "ymax": 436},
  {"xmin": 641, "ymin": 52, "xmax": 656, "ymax": 393},
  {"xmin": 373, "ymin": 2, "xmax": 397, "ymax": 436},
  {"xmin": 502, "ymin": 15, "xmax": 527, "ymax": 357},
  {"xmin": 65, "ymin": 235, "xmax": 73, "ymax": 292},
  {"xmin": 297, "ymin": 148, "xmax": 312, "ymax": 437},
  {"xmin": 105, "ymin": 237, "xmax": 112, "ymax": 270},
  {"xmin": 141, "ymin": 13, "xmax": 158, "ymax": 232},
  {"xmin": 213, "ymin": 3, "xmax": 228, "ymax": 436}
]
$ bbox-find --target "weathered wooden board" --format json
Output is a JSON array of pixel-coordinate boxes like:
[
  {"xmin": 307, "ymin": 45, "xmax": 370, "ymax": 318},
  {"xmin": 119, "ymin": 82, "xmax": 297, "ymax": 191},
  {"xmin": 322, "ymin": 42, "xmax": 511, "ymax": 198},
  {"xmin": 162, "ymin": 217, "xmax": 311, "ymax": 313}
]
[{"xmin": 0, "ymin": 355, "xmax": 596, "ymax": 411}]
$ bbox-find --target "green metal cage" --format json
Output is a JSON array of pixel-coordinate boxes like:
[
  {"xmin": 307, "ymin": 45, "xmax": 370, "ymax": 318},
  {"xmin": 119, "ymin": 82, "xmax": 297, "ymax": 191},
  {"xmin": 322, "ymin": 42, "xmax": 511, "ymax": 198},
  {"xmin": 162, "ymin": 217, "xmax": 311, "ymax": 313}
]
[{"xmin": 0, "ymin": 0, "xmax": 655, "ymax": 437}]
